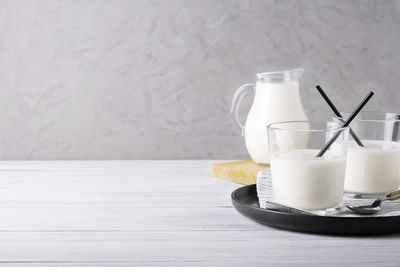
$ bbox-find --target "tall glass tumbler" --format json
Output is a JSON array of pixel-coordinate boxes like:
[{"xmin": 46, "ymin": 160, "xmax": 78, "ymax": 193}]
[
  {"xmin": 336, "ymin": 111, "xmax": 400, "ymax": 196},
  {"xmin": 267, "ymin": 121, "xmax": 349, "ymax": 211}
]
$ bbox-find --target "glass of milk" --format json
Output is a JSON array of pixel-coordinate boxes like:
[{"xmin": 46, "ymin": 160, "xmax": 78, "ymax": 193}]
[
  {"xmin": 267, "ymin": 121, "xmax": 349, "ymax": 211},
  {"xmin": 335, "ymin": 112, "xmax": 400, "ymax": 196}
]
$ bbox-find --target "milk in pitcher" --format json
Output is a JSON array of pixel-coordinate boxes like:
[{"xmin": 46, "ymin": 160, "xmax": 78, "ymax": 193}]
[{"xmin": 232, "ymin": 69, "xmax": 308, "ymax": 165}]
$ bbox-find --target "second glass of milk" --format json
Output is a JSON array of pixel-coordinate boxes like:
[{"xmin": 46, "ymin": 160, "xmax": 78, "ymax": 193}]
[
  {"xmin": 267, "ymin": 121, "xmax": 349, "ymax": 211},
  {"xmin": 336, "ymin": 112, "xmax": 400, "ymax": 196}
]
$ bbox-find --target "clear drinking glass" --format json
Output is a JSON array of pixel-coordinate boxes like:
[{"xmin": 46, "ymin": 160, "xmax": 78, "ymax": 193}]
[
  {"xmin": 267, "ymin": 121, "xmax": 349, "ymax": 211},
  {"xmin": 335, "ymin": 111, "xmax": 400, "ymax": 196}
]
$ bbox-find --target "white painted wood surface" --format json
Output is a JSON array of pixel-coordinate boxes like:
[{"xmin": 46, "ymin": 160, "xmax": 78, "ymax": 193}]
[{"xmin": 0, "ymin": 160, "xmax": 398, "ymax": 266}]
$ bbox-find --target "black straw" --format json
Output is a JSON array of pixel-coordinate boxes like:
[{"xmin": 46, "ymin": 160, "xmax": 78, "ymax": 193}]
[
  {"xmin": 316, "ymin": 85, "xmax": 364, "ymax": 147},
  {"xmin": 316, "ymin": 91, "xmax": 374, "ymax": 157}
]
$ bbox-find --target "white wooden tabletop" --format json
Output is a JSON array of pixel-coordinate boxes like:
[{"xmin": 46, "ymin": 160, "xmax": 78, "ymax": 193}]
[{"xmin": 0, "ymin": 160, "xmax": 398, "ymax": 266}]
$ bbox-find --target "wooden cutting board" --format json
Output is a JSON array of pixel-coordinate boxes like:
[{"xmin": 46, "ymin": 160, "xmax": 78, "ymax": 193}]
[{"xmin": 212, "ymin": 160, "xmax": 270, "ymax": 185}]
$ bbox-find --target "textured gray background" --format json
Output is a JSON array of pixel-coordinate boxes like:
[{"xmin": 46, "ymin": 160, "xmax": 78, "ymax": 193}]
[{"xmin": 0, "ymin": 0, "xmax": 399, "ymax": 159}]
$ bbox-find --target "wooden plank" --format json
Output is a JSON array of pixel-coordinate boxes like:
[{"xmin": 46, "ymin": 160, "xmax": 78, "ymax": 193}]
[
  {"xmin": 0, "ymin": 162, "xmax": 256, "ymax": 231},
  {"xmin": 0, "ymin": 206, "xmax": 264, "ymax": 231},
  {"xmin": 0, "ymin": 231, "xmax": 397, "ymax": 265},
  {"xmin": 0, "ymin": 170, "xmax": 238, "ymax": 207},
  {"xmin": 212, "ymin": 160, "xmax": 269, "ymax": 185}
]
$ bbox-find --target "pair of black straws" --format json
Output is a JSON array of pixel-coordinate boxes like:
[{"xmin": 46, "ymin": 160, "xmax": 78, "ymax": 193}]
[{"xmin": 315, "ymin": 85, "xmax": 374, "ymax": 157}]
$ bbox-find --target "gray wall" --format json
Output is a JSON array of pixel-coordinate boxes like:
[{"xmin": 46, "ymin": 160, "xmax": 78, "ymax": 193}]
[{"xmin": 0, "ymin": 0, "xmax": 399, "ymax": 159}]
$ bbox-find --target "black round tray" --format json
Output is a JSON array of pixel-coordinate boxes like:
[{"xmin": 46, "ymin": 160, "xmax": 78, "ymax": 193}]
[{"xmin": 232, "ymin": 184, "xmax": 400, "ymax": 235}]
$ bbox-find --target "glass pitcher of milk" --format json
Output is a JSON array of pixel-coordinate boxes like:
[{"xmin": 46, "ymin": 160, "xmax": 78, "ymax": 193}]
[{"xmin": 231, "ymin": 68, "xmax": 308, "ymax": 164}]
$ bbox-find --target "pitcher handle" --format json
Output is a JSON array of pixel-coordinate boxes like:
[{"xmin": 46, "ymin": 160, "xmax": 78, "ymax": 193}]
[{"xmin": 231, "ymin": 83, "xmax": 255, "ymax": 136}]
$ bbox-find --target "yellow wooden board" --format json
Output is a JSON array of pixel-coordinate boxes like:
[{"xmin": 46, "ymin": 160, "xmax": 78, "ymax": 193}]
[{"xmin": 212, "ymin": 160, "xmax": 270, "ymax": 185}]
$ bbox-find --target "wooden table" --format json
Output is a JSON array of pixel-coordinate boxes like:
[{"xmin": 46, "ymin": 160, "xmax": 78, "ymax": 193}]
[{"xmin": 0, "ymin": 160, "xmax": 398, "ymax": 266}]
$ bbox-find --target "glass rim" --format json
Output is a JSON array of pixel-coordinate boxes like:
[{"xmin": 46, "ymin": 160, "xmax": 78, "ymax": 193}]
[
  {"xmin": 336, "ymin": 111, "xmax": 400, "ymax": 122},
  {"xmin": 267, "ymin": 120, "xmax": 348, "ymax": 133}
]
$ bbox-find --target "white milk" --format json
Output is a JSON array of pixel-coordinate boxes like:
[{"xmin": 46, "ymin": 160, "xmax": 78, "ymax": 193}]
[
  {"xmin": 245, "ymin": 82, "xmax": 308, "ymax": 164},
  {"xmin": 270, "ymin": 149, "xmax": 346, "ymax": 210},
  {"xmin": 345, "ymin": 140, "xmax": 400, "ymax": 194}
]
